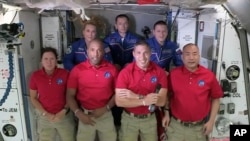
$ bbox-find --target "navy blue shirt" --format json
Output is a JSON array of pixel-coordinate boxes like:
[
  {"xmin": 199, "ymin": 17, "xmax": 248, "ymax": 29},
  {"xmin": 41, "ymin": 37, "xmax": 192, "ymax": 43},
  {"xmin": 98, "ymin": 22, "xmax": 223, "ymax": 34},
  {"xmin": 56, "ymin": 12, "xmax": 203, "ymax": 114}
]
[
  {"xmin": 104, "ymin": 31, "xmax": 140, "ymax": 67},
  {"xmin": 147, "ymin": 37, "xmax": 183, "ymax": 71}
]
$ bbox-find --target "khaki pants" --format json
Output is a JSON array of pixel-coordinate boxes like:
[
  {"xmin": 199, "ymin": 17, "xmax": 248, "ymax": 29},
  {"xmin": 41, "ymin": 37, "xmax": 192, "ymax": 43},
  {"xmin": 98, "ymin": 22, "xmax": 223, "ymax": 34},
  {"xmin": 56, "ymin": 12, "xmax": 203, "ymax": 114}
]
[
  {"xmin": 77, "ymin": 111, "xmax": 116, "ymax": 141},
  {"xmin": 36, "ymin": 111, "xmax": 76, "ymax": 141},
  {"xmin": 119, "ymin": 112, "xmax": 157, "ymax": 141},
  {"xmin": 167, "ymin": 117, "xmax": 207, "ymax": 141}
]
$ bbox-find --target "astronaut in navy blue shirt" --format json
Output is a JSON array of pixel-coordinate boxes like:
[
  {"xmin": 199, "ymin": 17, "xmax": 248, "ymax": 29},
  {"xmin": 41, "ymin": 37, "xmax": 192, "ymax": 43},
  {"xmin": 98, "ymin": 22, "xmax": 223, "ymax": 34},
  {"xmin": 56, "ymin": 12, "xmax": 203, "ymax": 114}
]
[
  {"xmin": 147, "ymin": 20, "xmax": 183, "ymax": 71},
  {"xmin": 104, "ymin": 14, "xmax": 140, "ymax": 128},
  {"xmin": 63, "ymin": 21, "xmax": 113, "ymax": 71},
  {"xmin": 104, "ymin": 14, "xmax": 140, "ymax": 70}
]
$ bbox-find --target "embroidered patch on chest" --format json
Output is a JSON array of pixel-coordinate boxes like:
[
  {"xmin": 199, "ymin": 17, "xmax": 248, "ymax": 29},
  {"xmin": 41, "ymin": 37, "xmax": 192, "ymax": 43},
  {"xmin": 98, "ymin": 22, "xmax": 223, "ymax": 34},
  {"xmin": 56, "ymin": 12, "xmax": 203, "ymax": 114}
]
[
  {"xmin": 57, "ymin": 78, "xmax": 63, "ymax": 85},
  {"xmin": 128, "ymin": 39, "xmax": 137, "ymax": 43},
  {"xmin": 104, "ymin": 72, "xmax": 111, "ymax": 78},
  {"xmin": 105, "ymin": 47, "xmax": 111, "ymax": 53},
  {"xmin": 162, "ymin": 49, "xmax": 172, "ymax": 54},
  {"xmin": 198, "ymin": 80, "xmax": 205, "ymax": 87},
  {"xmin": 78, "ymin": 47, "xmax": 85, "ymax": 51},
  {"xmin": 66, "ymin": 45, "xmax": 72, "ymax": 54},
  {"xmin": 151, "ymin": 76, "xmax": 157, "ymax": 83}
]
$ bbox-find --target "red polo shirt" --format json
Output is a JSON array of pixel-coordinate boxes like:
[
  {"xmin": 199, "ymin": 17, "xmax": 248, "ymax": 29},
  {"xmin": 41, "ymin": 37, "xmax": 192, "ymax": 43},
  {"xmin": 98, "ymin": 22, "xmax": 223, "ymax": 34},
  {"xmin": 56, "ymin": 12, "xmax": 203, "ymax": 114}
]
[
  {"xmin": 67, "ymin": 60, "xmax": 118, "ymax": 110},
  {"xmin": 29, "ymin": 68, "xmax": 69, "ymax": 114},
  {"xmin": 116, "ymin": 61, "xmax": 168, "ymax": 114},
  {"xmin": 169, "ymin": 65, "xmax": 223, "ymax": 122}
]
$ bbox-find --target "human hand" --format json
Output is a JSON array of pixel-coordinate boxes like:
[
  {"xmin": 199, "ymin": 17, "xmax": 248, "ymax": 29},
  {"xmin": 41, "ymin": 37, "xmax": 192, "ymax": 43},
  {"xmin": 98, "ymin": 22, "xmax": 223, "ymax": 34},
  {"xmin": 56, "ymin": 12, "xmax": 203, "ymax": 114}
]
[
  {"xmin": 45, "ymin": 112, "xmax": 56, "ymax": 122},
  {"xmin": 76, "ymin": 111, "xmax": 95, "ymax": 126},
  {"xmin": 54, "ymin": 109, "xmax": 66, "ymax": 122},
  {"xmin": 143, "ymin": 93, "xmax": 158, "ymax": 105},
  {"xmin": 162, "ymin": 111, "xmax": 170, "ymax": 127},
  {"xmin": 203, "ymin": 120, "xmax": 213, "ymax": 135},
  {"xmin": 117, "ymin": 89, "xmax": 137, "ymax": 99}
]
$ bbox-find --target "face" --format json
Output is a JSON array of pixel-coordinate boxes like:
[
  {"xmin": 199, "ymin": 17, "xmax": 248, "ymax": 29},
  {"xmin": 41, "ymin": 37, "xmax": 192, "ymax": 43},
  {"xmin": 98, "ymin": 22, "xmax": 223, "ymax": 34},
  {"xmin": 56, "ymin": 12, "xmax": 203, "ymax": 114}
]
[
  {"xmin": 41, "ymin": 52, "xmax": 57, "ymax": 73},
  {"xmin": 115, "ymin": 17, "xmax": 129, "ymax": 35},
  {"xmin": 82, "ymin": 24, "xmax": 96, "ymax": 42},
  {"xmin": 153, "ymin": 24, "xmax": 168, "ymax": 44},
  {"xmin": 87, "ymin": 41, "xmax": 104, "ymax": 66},
  {"xmin": 133, "ymin": 44, "xmax": 151, "ymax": 70},
  {"xmin": 182, "ymin": 44, "xmax": 200, "ymax": 72}
]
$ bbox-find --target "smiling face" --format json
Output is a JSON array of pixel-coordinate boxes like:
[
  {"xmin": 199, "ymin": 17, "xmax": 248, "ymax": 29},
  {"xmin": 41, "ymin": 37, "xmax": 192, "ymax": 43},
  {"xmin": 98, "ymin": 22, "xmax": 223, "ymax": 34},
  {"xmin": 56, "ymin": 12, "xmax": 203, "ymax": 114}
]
[
  {"xmin": 182, "ymin": 44, "xmax": 200, "ymax": 72},
  {"xmin": 153, "ymin": 24, "xmax": 168, "ymax": 45},
  {"xmin": 41, "ymin": 51, "xmax": 57, "ymax": 74},
  {"xmin": 133, "ymin": 42, "xmax": 151, "ymax": 70},
  {"xmin": 87, "ymin": 39, "xmax": 104, "ymax": 66},
  {"xmin": 82, "ymin": 23, "xmax": 97, "ymax": 42}
]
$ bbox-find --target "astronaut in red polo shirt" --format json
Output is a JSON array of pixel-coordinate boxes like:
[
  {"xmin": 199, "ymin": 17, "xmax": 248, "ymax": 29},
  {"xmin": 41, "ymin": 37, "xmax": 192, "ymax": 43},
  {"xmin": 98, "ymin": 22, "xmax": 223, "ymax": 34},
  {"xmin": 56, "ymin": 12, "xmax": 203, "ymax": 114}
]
[
  {"xmin": 29, "ymin": 47, "xmax": 75, "ymax": 141},
  {"xmin": 115, "ymin": 40, "xmax": 168, "ymax": 141},
  {"xmin": 162, "ymin": 43, "xmax": 223, "ymax": 141},
  {"xmin": 67, "ymin": 39, "xmax": 118, "ymax": 141}
]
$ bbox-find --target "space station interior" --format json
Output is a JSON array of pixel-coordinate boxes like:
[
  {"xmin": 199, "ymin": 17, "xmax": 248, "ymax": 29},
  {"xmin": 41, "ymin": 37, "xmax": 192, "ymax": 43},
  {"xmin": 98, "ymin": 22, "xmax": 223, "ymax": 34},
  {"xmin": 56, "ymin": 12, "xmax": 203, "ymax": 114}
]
[{"xmin": 0, "ymin": 0, "xmax": 250, "ymax": 141}]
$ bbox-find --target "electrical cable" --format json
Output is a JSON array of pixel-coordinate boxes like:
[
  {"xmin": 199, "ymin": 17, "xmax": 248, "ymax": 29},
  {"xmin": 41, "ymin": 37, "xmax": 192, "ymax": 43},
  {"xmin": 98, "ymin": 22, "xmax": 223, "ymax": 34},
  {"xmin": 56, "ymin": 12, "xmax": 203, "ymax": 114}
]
[{"xmin": 0, "ymin": 48, "xmax": 14, "ymax": 106}]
